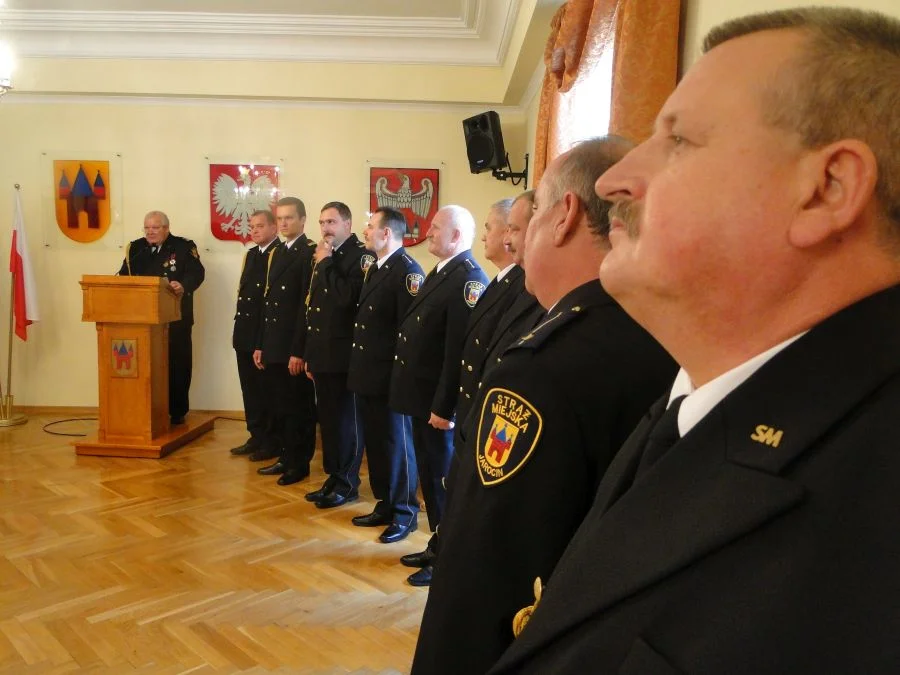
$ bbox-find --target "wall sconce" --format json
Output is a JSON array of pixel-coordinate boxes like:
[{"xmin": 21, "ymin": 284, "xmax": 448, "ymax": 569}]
[{"xmin": 0, "ymin": 41, "xmax": 14, "ymax": 97}]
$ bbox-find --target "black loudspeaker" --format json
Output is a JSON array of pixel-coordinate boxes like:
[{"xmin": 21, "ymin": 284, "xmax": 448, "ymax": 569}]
[{"xmin": 463, "ymin": 111, "xmax": 507, "ymax": 174}]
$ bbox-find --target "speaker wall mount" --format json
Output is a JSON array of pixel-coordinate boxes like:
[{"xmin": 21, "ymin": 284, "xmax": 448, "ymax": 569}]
[{"xmin": 462, "ymin": 110, "xmax": 529, "ymax": 189}]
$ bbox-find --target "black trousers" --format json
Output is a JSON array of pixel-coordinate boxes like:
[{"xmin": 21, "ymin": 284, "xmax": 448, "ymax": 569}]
[
  {"xmin": 263, "ymin": 364, "xmax": 317, "ymax": 471},
  {"xmin": 235, "ymin": 349, "xmax": 267, "ymax": 444},
  {"xmin": 314, "ymin": 372, "xmax": 363, "ymax": 496},
  {"xmin": 359, "ymin": 394, "xmax": 419, "ymax": 526},
  {"xmin": 411, "ymin": 418, "xmax": 454, "ymax": 533},
  {"xmin": 168, "ymin": 322, "xmax": 192, "ymax": 419}
]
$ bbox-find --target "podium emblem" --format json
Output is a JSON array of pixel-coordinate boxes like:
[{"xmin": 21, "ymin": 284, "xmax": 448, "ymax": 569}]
[{"xmin": 111, "ymin": 339, "xmax": 138, "ymax": 378}]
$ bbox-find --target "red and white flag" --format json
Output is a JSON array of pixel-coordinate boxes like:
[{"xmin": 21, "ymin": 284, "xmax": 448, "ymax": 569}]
[{"xmin": 9, "ymin": 190, "xmax": 39, "ymax": 341}]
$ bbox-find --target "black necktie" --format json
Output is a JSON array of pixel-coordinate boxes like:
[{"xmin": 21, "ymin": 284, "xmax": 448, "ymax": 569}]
[
  {"xmin": 636, "ymin": 395, "xmax": 687, "ymax": 475},
  {"xmin": 365, "ymin": 261, "xmax": 379, "ymax": 284}
]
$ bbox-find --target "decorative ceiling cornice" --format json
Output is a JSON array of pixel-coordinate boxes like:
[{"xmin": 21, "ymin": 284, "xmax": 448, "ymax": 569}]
[
  {"xmin": 1, "ymin": 91, "xmax": 527, "ymax": 116},
  {"xmin": 0, "ymin": 0, "xmax": 522, "ymax": 66}
]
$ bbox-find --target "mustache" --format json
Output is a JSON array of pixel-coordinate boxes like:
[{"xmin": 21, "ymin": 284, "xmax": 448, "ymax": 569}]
[{"xmin": 608, "ymin": 200, "xmax": 641, "ymax": 238}]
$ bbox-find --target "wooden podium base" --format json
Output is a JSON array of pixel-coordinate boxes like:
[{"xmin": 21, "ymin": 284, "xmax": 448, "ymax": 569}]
[{"xmin": 74, "ymin": 412, "xmax": 216, "ymax": 459}]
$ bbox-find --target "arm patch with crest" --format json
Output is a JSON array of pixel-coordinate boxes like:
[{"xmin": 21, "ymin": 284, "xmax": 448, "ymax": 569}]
[
  {"xmin": 464, "ymin": 280, "xmax": 486, "ymax": 308},
  {"xmin": 476, "ymin": 387, "xmax": 543, "ymax": 486},
  {"xmin": 406, "ymin": 273, "xmax": 424, "ymax": 296}
]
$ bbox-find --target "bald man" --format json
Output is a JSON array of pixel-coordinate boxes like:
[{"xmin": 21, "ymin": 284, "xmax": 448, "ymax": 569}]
[{"xmin": 389, "ymin": 205, "xmax": 488, "ymax": 579}]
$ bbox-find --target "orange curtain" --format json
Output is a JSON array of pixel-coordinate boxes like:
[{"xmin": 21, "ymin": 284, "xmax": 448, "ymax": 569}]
[{"xmin": 533, "ymin": 0, "xmax": 681, "ymax": 185}]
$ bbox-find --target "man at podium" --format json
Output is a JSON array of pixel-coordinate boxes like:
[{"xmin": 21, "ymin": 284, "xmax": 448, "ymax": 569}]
[{"xmin": 118, "ymin": 210, "xmax": 205, "ymax": 424}]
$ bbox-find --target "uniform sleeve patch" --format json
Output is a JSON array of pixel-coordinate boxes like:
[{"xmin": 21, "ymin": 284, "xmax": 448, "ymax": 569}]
[
  {"xmin": 464, "ymin": 280, "xmax": 486, "ymax": 307},
  {"xmin": 360, "ymin": 254, "xmax": 376, "ymax": 271},
  {"xmin": 406, "ymin": 273, "xmax": 424, "ymax": 296},
  {"xmin": 476, "ymin": 387, "xmax": 543, "ymax": 486}
]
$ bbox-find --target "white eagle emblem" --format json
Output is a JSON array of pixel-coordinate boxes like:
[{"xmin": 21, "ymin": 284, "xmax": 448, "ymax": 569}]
[
  {"xmin": 374, "ymin": 174, "xmax": 434, "ymax": 218},
  {"xmin": 212, "ymin": 165, "xmax": 278, "ymax": 238}
]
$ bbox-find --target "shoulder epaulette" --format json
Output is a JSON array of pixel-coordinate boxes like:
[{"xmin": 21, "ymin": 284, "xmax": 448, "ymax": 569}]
[
  {"xmin": 509, "ymin": 305, "xmax": 586, "ymax": 352},
  {"xmin": 465, "ymin": 258, "xmax": 476, "ymax": 269},
  {"xmin": 307, "ymin": 239, "xmax": 316, "ymax": 247}
]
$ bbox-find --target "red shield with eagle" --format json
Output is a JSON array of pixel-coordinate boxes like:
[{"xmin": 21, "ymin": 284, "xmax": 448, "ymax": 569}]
[
  {"xmin": 210, "ymin": 163, "xmax": 281, "ymax": 244},
  {"xmin": 369, "ymin": 167, "xmax": 439, "ymax": 246}
]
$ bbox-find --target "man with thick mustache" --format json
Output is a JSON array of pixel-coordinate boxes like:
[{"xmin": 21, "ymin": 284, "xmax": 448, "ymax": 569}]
[
  {"xmin": 411, "ymin": 136, "xmax": 676, "ymax": 675},
  {"xmin": 489, "ymin": 7, "xmax": 900, "ymax": 674}
]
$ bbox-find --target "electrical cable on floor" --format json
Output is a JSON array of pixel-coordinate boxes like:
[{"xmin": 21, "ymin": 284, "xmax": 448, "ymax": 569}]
[
  {"xmin": 41, "ymin": 414, "xmax": 244, "ymax": 437},
  {"xmin": 42, "ymin": 418, "xmax": 98, "ymax": 437}
]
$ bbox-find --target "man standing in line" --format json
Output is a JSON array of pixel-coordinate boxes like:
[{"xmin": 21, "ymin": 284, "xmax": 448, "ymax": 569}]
[
  {"xmin": 347, "ymin": 206, "xmax": 425, "ymax": 543},
  {"xmin": 482, "ymin": 191, "xmax": 545, "ymax": 369},
  {"xmin": 254, "ymin": 197, "xmax": 318, "ymax": 486},
  {"xmin": 411, "ymin": 137, "xmax": 677, "ymax": 675},
  {"xmin": 119, "ymin": 210, "xmax": 205, "ymax": 425},
  {"xmin": 490, "ymin": 8, "xmax": 900, "ymax": 674},
  {"xmin": 406, "ymin": 197, "xmax": 523, "ymax": 588},
  {"xmin": 390, "ymin": 205, "xmax": 488, "ymax": 582},
  {"xmin": 454, "ymin": 198, "xmax": 522, "ymax": 431},
  {"xmin": 230, "ymin": 209, "xmax": 281, "ymax": 457},
  {"xmin": 302, "ymin": 202, "xmax": 367, "ymax": 509}
]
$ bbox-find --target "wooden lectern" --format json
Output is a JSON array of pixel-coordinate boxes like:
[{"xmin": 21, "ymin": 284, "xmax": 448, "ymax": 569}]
[{"xmin": 74, "ymin": 275, "xmax": 214, "ymax": 458}]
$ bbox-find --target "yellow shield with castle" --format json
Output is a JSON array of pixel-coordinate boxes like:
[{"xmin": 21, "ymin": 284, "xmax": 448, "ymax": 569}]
[
  {"xmin": 53, "ymin": 160, "xmax": 111, "ymax": 243},
  {"xmin": 476, "ymin": 387, "xmax": 543, "ymax": 486}
]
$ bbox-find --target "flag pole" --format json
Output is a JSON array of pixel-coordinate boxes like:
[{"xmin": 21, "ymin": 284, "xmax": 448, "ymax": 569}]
[{"xmin": 1, "ymin": 184, "xmax": 27, "ymax": 426}]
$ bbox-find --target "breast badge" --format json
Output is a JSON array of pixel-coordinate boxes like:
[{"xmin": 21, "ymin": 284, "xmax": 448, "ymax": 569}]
[
  {"xmin": 360, "ymin": 253, "xmax": 376, "ymax": 271},
  {"xmin": 476, "ymin": 388, "xmax": 543, "ymax": 486},
  {"xmin": 406, "ymin": 273, "xmax": 424, "ymax": 296},
  {"xmin": 464, "ymin": 280, "xmax": 486, "ymax": 308}
]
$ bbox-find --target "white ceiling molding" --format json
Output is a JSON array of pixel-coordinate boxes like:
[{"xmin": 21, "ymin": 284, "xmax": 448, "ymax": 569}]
[
  {"xmin": 1, "ymin": 91, "xmax": 527, "ymax": 116},
  {"xmin": 0, "ymin": 0, "xmax": 522, "ymax": 66}
]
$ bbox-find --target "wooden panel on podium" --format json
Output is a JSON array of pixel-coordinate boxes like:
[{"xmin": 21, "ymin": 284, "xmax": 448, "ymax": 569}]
[{"xmin": 75, "ymin": 275, "xmax": 214, "ymax": 458}]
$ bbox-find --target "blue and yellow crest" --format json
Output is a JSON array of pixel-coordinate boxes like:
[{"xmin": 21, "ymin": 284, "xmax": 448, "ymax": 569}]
[{"xmin": 476, "ymin": 388, "xmax": 543, "ymax": 486}]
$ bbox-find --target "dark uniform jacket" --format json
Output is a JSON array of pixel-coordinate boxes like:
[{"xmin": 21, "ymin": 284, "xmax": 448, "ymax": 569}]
[
  {"xmin": 347, "ymin": 248, "xmax": 424, "ymax": 398},
  {"xmin": 232, "ymin": 240, "xmax": 280, "ymax": 352},
  {"xmin": 304, "ymin": 234, "xmax": 367, "ymax": 373},
  {"xmin": 456, "ymin": 264, "xmax": 525, "ymax": 427},
  {"xmin": 482, "ymin": 289, "xmax": 545, "ymax": 374},
  {"xmin": 489, "ymin": 284, "xmax": 900, "ymax": 675},
  {"xmin": 257, "ymin": 234, "xmax": 316, "ymax": 364},
  {"xmin": 389, "ymin": 250, "xmax": 488, "ymax": 421},
  {"xmin": 413, "ymin": 281, "xmax": 676, "ymax": 675},
  {"xmin": 118, "ymin": 234, "xmax": 205, "ymax": 325}
]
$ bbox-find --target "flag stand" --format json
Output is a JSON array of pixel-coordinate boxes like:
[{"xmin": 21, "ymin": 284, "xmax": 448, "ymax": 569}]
[{"xmin": 2, "ymin": 184, "xmax": 28, "ymax": 427}]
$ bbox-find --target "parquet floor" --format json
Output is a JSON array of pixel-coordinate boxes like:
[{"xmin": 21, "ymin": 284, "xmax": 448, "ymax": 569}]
[{"xmin": 0, "ymin": 414, "xmax": 430, "ymax": 674}]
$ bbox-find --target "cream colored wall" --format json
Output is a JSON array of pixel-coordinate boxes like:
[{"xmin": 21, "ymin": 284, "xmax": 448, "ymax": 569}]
[
  {"xmin": 0, "ymin": 99, "xmax": 525, "ymax": 410},
  {"xmin": 683, "ymin": 0, "xmax": 900, "ymax": 68},
  {"xmin": 523, "ymin": 64, "xmax": 543, "ymax": 188}
]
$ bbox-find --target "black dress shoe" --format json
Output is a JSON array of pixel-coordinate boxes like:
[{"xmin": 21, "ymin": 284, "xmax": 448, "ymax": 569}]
[
  {"xmin": 257, "ymin": 460, "xmax": 286, "ymax": 476},
  {"xmin": 352, "ymin": 511, "xmax": 392, "ymax": 527},
  {"xmin": 249, "ymin": 447, "xmax": 280, "ymax": 462},
  {"xmin": 230, "ymin": 441, "xmax": 257, "ymax": 456},
  {"xmin": 400, "ymin": 548, "xmax": 435, "ymax": 568},
  {"xmin": 379, "ymin": 521, "xmax": 417, "ymax": 544},
  {"xmin": 315, "ymin": 492, "xmax": 359, "ymax": 509},
  {"xmin": 305, "ymin": 484, "xmax": 332, "ymax": 503},
  {"xmin": 170, "ymin": 416, "xmax": 185, "ymax": 425},
  {"xmin": 277, "ymin": 469, "xmax": 310, "ymax": 486},
  {"xmin": 407, "ymin": 565, "xmax": 433, "ymax": 587}
]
